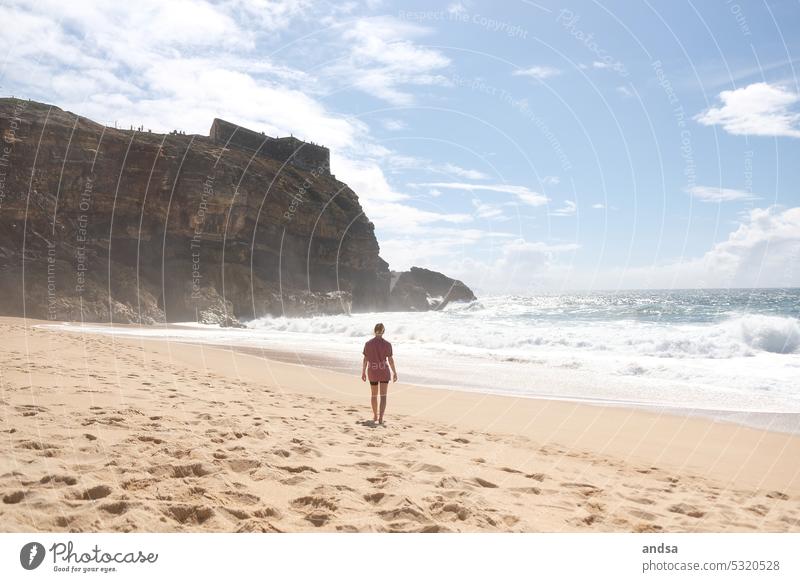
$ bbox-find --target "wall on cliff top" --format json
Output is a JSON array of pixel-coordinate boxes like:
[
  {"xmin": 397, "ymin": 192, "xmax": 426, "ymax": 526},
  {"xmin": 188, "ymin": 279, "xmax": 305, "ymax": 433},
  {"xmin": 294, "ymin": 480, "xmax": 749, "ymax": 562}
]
[{"xmin": 209, "ymin": 118, "xmax": 330, "ymax": 175}]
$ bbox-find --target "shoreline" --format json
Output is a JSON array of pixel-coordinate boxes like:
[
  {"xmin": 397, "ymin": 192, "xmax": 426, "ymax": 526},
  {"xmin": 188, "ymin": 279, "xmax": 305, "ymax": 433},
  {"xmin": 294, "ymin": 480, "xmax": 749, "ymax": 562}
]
[
  {"xmin": 202, "ymin": 344, "xmax": 800, "ymax": 436},
  {"xmin": 41, "ymin": 321, "xmax": 800, "ymax": 435},
  {"xmin": 2, "ymin": 316, "xmax": 799, "ymax": 532}
]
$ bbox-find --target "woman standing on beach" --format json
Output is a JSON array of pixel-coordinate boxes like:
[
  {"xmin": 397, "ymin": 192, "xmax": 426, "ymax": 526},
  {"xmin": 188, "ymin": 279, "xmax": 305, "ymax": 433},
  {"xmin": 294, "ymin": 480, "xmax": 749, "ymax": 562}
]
[{"xmin": 361, "ymin": 323, "xmax": 398, "ymax": 425}]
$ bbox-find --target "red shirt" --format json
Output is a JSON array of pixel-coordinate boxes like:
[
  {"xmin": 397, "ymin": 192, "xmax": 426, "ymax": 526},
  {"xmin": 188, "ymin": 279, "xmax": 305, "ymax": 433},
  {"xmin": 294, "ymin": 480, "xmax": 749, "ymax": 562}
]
[{"xmin": 363, "ymin": 336, "xmax": 392, "ymax": 382}]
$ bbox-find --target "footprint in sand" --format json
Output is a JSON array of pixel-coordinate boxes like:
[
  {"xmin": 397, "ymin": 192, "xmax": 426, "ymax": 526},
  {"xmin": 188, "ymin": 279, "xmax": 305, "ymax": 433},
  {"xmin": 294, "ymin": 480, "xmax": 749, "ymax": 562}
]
[
  {"xmin": 137, "ymin": 435, "xmax": 164, "ymax": 445},
  {"xmin": 435, "ymin": 476, "xmax": 461, "ymax": 488},
  {"xmin": 219, "ymin": 507, "xmax": 251, "ymax": 521},
  {"xmin": 363, "ymin": 492, "xmax": 393, "ymax": 505},
  {"xmin": 780, "ymin": 516, "xmax": 800, "ymax": 526},
  {"xmin": 634, "ymin": 523, "xmax": 664, "ymax": 533},
  {"xmin": 628, "ymin": 508, "xmax": 659, "ymax": 521},
  {"xmin": 510, "ymin": 486, "xmax": 542, "ymax": 495},
  {"xmin": 354, "ymin": 460, "xmax": 392, "ymax": 470},
  {"xmin": 411, "ymin": 463, "xmax": 445, "ymax": 474},
  {"xmin": 252, "ymin": 507, "xmax": 281, "ymax": 519},
  {"xmin": 17, "ymin": 440, "xmax": 60, "ymax": 457},
  {"xmin": 621, "ymin": 495, "xmax": 655, "ymax": 505},
  {"xmin": 746, "ymin": 504, "xmax": 770, "ymax": 517},
  {"xmin": 767, "ymin": 491, "xmax": 789, "ymax": 500},
  {"xmin": 227, "ymin": 459, "xmax": 262, "ymax": 473},
  {"xmin": 71, "ymin": 484, "xmax": 113, "ymax": 501},
  {"xmin": 667, "ymin": 503, "xmax": 705, "ymax": 518},
  {"xmin": 428, "ymin": 498, "xmax": 471, "ymax": 521},
  {"xmin": 149, "ymin": 462, "xmax": 216, "ymax": 479},
  {"xmin": 53, "ymin": 515, "xmax": 76, "ymax": 528},
  {"xmin": 223, "ymin": 490, "xmax": 261, "ymax": 506},
  {"xmin": 2, "ymin": 490, "xmax": 27, "ymax": 504},
  {"xmin": 472, "ymin": 477, "xmax": 498, "ymax": 488},
  {"xmin": 291, "ymin": 495, "xmax": 338, "ymax": 527},
  {"xmin": 40, "ymin": 474, "xmax": 78, "ymax": 486},
  {"xmin": 277, "ymin": 465, "xmax": 317, "ymax": 474},
  {"xmin": 100, "ymin": 501, "xmax": 132, "ymax": 515},
  {"xmin": 163, "ymin": 504, "xmax": 214, "ymax": 525},
  {"xmin": 561, "ymin": 482, "xmax": 602, "ymax": 497},
  {"xmin": 377, "ymin": 504, "xmax": 429, "ymax": 523}
]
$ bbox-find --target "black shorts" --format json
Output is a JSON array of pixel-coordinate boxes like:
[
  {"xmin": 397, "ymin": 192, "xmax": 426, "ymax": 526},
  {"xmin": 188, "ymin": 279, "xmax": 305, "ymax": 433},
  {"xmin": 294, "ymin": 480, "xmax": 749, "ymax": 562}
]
[{"xmin": 369, "ymin": 380, "xmax": 389, "ymax": 386}]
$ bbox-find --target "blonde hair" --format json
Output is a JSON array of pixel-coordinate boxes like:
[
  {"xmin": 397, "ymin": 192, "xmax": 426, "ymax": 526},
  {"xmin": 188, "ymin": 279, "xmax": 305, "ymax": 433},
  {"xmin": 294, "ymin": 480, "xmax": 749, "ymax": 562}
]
[{"xmin": 374, "ymin": 323, "xmax": 385, "ymax": 334}]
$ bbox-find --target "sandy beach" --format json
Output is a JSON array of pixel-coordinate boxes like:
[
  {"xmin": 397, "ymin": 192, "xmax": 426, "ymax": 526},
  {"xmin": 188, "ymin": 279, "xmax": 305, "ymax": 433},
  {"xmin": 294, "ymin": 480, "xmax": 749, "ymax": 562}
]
[{"xmin": 1, "ymin": 316, "xmax": 798, "ymax": 533}]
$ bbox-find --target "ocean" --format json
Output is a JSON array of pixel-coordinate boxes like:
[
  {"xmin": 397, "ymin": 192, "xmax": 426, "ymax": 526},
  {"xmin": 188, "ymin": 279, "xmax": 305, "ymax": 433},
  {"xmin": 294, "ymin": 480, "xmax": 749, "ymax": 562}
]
[{"xmin": 50, "ymin": 288, "xmax": 800, "ymax": 432}]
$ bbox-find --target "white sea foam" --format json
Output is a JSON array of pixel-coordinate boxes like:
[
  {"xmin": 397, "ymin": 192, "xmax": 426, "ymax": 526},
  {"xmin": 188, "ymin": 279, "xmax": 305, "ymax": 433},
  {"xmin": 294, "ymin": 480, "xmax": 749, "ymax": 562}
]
[
  {"xmin": 245, "ymin": 310, "xmax": 800, "ymax": 359},
  {"xmin": 733, "ymin": 314, "xmax": 800, "ymax": 354}
]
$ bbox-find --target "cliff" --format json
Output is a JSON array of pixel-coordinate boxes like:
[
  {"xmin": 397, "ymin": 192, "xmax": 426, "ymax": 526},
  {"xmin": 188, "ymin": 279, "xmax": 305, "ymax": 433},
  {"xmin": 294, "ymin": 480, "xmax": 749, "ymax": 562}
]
[{"xmin": 0, "ymin": 98, "xmax": 389, "ymax": 324}]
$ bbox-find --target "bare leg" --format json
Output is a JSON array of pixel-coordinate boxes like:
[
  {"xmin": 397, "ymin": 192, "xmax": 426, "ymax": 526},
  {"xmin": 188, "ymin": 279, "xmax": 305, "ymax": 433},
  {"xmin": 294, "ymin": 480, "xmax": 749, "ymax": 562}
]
[
  {"xmin": 370, "ymin": 384, "xmax": 378, "ymax": 421},
  {"xmin": 378, "ymin": 382, "xmax": 388, "ymax": 423}
]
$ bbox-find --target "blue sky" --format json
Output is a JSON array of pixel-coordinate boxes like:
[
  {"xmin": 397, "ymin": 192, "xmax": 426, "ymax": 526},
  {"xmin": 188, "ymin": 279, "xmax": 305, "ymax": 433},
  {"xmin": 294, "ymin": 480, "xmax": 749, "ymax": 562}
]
[{"xmin": 1, "ymin": 0, "xmax": 799, "ymax": 292}]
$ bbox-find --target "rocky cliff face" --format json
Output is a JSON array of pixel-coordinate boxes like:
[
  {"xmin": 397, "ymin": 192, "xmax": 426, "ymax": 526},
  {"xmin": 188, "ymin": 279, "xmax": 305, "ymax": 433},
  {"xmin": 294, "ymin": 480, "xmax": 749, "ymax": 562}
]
[
  {"xmin": 0, "ymin": 98, "xmax": 389, "ymax": 324},
  {"xmin": 389, "ymin": 267, "xmax": 476, "ymax": 311}
]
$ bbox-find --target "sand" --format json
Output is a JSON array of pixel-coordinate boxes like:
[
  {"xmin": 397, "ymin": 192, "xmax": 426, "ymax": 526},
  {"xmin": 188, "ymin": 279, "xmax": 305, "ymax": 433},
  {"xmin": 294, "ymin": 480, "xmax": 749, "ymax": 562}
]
[{"xmin": 1, "ymin": 316, "xmax": 798, "ymax": 532}]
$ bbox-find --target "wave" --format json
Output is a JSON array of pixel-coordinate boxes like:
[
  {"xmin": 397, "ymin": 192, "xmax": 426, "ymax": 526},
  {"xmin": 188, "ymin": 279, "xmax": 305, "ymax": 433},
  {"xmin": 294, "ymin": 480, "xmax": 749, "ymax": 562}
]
[
  {"xmin": 733, "ymin": 314, "xmax": 800, "ymax": 354},
  {"xmin": 246, "ymin": 311, "xmax": 800, "ymax": 359}
]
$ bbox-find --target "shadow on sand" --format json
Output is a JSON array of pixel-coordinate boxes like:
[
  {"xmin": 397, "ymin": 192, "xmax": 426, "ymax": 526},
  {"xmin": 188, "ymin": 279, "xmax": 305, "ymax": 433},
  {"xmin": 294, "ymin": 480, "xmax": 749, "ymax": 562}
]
[{"xmin": 356, "ymin": 420, "xmax": 386, "ymax": 429}]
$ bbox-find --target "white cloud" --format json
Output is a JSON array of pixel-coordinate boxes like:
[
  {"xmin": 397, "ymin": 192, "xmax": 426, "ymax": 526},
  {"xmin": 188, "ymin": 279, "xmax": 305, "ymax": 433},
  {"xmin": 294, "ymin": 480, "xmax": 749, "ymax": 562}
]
[
  {"xmin": 450, "ymin": 206, "xmax": 800, "ymax": 292},
  {"xmin": 381, "ymin": 118, "xmax": 407, "ymax": 131},
  {"xmin": 332, "ymin": 155, "xmax": 409, "ymax": 203},
  {"xmin": 695, "ymin": 82, "xmax": 800, "ymax": 138},
  {"xmin": 687, "ymin": 185, "xmax": 759, "ymax": 203},
  {"xmin": 615, "ymin": 206, "xmax": 800, "ymax": 288},
  {"xmin": 440, "ymin": 163, "xmax": 488, "ymax": 180},
  {"xmin": 447, "ymin": 2, "xmax": 467, "ymax": 16},
  {"xmin": 454, "ymin": 206, "xmax": 800, "ymax": 292},
  {"xmin": 224, "ymin": 0, "xmax": 315, "ymax": 31},
  {"xmin": 330, "ymin": 16, "xmax": 451, "ymax": 105},
  {"xmin": 380, "ymin": 228, "xmax": 511, "ymax": 271},
  {"xmin": 550, "ymin": 200, "xmax": 576, "ymax": 216},
  {"xmin": 383, "ymin": 154, "xmax": 488, "ymax": 180},
  {"xmin": 617, "ymin": 85, "xmax": 633, "ymax": 98},
  {"xmin": 542, "ymin": 175, "xmax": 560, "ymax": 185},
  {"xmin": 0, "ymin": 1, "xmax": 345, "ymax": 146},
  {"xmin": 445, "ymin": 238, "xmax": 580, "ymax": 293},
  {"xmin": 366, "ymin": 202, "xmax": 472, "ymax": 232},
  {"xmin": 471, "ymin": 199, "xmax": 505, "ymax": 219},
  {"xmin": 412, "ymin": 182, "xmax": 549, "ymax": 206},
  {"xmin": 591, "ymin": 203, "xmax": 605, "ymax": 209},
  {"xmin": 513, "ymin": 66, "xmax": 561, "ymax": 80}
]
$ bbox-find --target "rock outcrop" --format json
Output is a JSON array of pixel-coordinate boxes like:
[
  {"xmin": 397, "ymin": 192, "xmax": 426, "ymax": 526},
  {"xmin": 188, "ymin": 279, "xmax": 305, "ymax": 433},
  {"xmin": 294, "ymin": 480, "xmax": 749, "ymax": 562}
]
[
  {"xmin": 389, "ymin": 267, "xmax": 476, "ymax": 311},
  {"xmin": 0, "ymin": 98, "xmax": 389, "ymax": 325}
]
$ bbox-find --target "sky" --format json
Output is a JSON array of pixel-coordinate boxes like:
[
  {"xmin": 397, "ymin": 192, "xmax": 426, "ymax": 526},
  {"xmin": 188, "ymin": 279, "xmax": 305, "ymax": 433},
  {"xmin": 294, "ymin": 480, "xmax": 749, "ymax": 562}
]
[{"xmin": 1, "ymin": 0, "xmax": 799, "ymax": 294}]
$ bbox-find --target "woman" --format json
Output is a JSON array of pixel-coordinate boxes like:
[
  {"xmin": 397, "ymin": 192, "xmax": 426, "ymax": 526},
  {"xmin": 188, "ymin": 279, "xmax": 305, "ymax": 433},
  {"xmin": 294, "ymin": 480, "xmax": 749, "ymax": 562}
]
[{"xmin": 361, "ymin": 323, "xmax": 398, "ymax": 425}]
